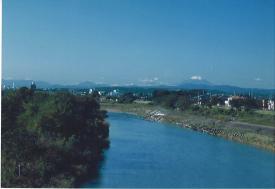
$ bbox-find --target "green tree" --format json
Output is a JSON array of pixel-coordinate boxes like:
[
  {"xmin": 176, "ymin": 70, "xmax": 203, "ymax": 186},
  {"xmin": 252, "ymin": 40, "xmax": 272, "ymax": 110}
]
[{"xmin": 1, "ymin": 89, "xmax": 109, "ymax": 187}]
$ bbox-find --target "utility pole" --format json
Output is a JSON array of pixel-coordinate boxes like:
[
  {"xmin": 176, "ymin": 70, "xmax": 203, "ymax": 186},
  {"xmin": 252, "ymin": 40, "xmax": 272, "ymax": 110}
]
[
  {"xmin": 18, "ymin": 163, "xmax": 21, "ymax": 177},
  {"xmin": 197, "ymin": 91, "xmax": 200, "ymax": 105}
]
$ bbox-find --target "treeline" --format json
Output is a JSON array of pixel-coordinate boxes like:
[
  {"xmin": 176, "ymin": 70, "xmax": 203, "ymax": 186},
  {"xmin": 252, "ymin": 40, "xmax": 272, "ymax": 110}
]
[
  {"xmin": 152, "ymin": 90, "xmax": 203, "ymax": 110},
  {"xmin": 1, "ymin": 87, "xmax": 109, "ymax": 187},
  {"xmin": 230, "ymin": 98, "xmax": 262, "ymax": 109},
  {"xmin": 152, "ymin": 90, "xmax": 263, "ymax": 110},
  {"xmin": 106, "ymin": 89, "xmax": 265, "ymax": 111},
  {"xmin": 106, "ymin": 92, "xmax": 150, "ymax": 103}
]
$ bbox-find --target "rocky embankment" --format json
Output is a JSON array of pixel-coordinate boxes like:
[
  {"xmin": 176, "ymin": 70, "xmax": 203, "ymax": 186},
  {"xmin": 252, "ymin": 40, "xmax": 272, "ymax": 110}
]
[
  {"xmin": 102, "ymin": 103, "xmax": 275, "ymax": 152},
  {"xmin": 144, "ymin": 110, "xmax": 245, "ymax": 138},
  {"xmin": 140, "ymin": 110, "xmax": 275, "ymax": 152},
  {"xmin": 144, "ymin": 110, "xmax": 166, "ymax": 122}
]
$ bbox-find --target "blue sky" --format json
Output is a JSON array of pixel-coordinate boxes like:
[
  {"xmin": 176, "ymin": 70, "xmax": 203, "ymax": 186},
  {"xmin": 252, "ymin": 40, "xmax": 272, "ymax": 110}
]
[{"xmin": 3, "ymin": 0, "xmax": 275, "ymax": 88}]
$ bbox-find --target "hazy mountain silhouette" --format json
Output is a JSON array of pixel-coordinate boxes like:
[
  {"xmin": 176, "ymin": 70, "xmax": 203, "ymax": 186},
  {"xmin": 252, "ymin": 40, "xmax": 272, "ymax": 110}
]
[
  {"xmin": 2, "ymin": 79, "xmax": 274, "ymax": 95},
  {"xmin": 177, "ymin": 79, "xmax": 213, "ymax": 89},
  {"xmin": 176, "ymin": 79, "xmax": 275, "ymax": 95},
  {"xmin": 2, "ymin": 79, "xmax": 107, "ymax": 89}
]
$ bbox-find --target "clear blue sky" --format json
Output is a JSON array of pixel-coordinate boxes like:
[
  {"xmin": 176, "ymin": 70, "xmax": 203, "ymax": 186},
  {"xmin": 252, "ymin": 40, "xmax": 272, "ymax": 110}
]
[{"xmin": 3, "ymin": 0, "xmax": 275, "ymax": 88}]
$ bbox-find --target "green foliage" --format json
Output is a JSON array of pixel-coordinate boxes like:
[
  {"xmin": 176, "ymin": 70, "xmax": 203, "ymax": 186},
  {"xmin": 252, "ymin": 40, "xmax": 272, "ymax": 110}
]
[
  {"xmin": 152, "ymin": 90, "xmax": 196, "ymax": 109},
  {"xmin": 118, "ymin": 92, "xmax": 137, "ymax": 103},
  {"xmin": 1, "ymin": 88, "xmax": 109, "ymax": 187},
  {"xmin": 230, "ymin": 98, "xmax": 262, "ymax": 110}
]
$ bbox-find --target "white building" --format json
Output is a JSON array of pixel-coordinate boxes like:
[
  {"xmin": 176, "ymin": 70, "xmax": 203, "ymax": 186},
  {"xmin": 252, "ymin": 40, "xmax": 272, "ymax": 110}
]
[
  {"xmin": 224, "ymin": 96, "xmax": 245, "ymax": 108},
  {"xmin": 267, "ymin": 100, "xmax": 274, "ymax": 111},
  {"xmin": 225, "ymin": 97, "xmax": 233, "ymax": 108},
  {"xmin": 109, "ymin": 89, "xmax": 120, "ymax": 96}
]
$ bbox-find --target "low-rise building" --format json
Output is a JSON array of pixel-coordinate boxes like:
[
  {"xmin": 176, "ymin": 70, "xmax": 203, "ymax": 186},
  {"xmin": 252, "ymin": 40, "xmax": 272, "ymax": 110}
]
[
  {"xmin": 224, "ymin": 97, "xmax": 232, "ymax": 107},
  {"xmin": 267, "ymin": 100, "xmax": 274, "ymax": 111},
  {"xmin": 224, "ymin": 96, "xmax": 245, "ymax": 108},
  {"xmin": 89, "ymin": 89, "xmax": 93, "ymax": 94}
]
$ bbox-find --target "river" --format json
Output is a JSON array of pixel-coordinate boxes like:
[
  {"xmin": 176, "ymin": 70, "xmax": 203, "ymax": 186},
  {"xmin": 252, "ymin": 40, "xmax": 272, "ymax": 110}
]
[{"xmin": 83, "ymin": 112, "xmax": 275, "ymax": 188}]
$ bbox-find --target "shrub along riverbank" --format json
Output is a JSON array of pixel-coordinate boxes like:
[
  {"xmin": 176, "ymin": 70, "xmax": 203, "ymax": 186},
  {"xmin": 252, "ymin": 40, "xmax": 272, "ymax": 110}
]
[
  {"xmin": 1, "ymin": 88, "xmax": 109, "ymax": 187},
  {"xmin": 101, "ymin": 102, "xmax": 275, "ymax": 152}
]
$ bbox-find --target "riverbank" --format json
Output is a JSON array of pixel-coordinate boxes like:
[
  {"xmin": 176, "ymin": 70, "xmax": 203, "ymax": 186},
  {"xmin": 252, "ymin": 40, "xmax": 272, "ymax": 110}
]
[{"xmin": 101, "ymin": 102, "xmax": 275, "ymax": 152}]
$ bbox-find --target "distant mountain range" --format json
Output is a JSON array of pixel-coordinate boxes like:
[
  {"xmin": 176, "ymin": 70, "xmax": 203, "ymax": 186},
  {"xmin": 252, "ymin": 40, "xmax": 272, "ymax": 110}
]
[
  {"xmin": 176, "ymin": 79, "xmax": 275, "ymax": 95},
  {"xmin": 2, "ymin": 79, "xmax": 275, "ymax": 95},
  {"xmin": 1, "ymin": 79, "xmax": 108, "ymax": 89},
  {"xmin": 177, "ymin": 79, "xmax": 213, "ymax": 89}
]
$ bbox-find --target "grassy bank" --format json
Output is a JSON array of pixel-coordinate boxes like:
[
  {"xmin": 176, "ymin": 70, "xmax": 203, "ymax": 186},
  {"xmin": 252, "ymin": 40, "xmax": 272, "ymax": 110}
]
[{"xmin": 101, "ymin": 102, "xmax": 275, "ymax": 152}]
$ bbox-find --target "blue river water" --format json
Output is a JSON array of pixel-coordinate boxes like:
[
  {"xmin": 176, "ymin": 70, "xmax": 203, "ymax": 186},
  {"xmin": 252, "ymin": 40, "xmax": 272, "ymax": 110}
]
[{"xmin": 83, "ymin": 112, "xmax": 275, "ymax": 188}]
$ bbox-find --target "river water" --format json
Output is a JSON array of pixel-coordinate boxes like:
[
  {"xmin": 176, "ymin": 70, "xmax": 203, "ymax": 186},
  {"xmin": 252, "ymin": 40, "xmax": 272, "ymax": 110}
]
[{"xmin": 83, "ymin": 112, "xmax": 275, "ymax": 188}]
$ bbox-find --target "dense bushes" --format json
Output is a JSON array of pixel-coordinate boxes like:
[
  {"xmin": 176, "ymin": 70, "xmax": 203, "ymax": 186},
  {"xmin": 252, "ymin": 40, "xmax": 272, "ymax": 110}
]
[
  {"xmin": 118, "ymin": 92, "xmax": 137, "ymax": 103},
  {"xmin": 152, "ymin": 90, "xmax": 201, "ymax": 110},
  {"xmin": 1, "ymin": 88, "xmax": 109, "ymax": 187},
  {"xmin": 230, "ymin": 98, "xmax": 262, "ymax": 110}
]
